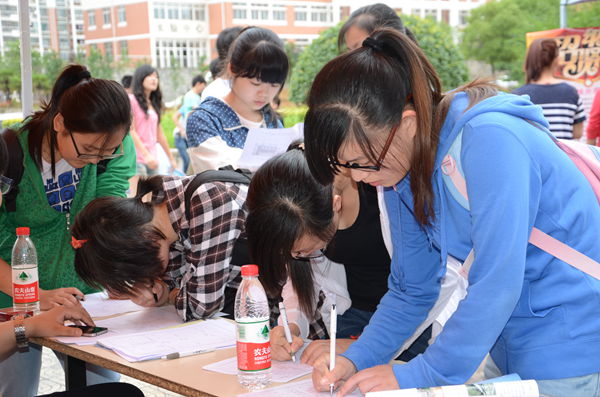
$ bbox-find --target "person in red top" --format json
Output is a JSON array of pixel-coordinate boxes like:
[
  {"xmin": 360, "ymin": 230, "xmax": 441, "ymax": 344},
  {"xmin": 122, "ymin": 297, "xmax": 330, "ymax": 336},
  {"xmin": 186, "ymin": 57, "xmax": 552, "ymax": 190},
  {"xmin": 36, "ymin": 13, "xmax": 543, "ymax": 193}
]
[{"xmin": 586, "ymin": 90, "xmax": 600, "ymax": 146}]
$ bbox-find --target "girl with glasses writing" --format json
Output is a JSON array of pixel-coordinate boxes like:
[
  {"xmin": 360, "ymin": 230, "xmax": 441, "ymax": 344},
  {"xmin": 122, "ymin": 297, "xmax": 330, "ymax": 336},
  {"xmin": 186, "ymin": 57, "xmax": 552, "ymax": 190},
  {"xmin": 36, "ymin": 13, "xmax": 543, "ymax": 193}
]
[
  {"xmin": 245, "ymin": 144, "xmax": 394, "ymax": 364},
  {"xmin": 304, "ymin": 29, "xmax": 600, "ymax": 397},
  {"xmin": 0, "ymin": 64, "xmax": 136, "ymax": 396}
]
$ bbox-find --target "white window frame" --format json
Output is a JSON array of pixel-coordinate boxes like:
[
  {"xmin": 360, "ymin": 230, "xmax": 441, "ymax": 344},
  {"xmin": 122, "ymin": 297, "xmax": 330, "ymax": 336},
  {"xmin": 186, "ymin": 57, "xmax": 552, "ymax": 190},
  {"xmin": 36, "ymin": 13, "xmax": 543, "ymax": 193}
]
[
  {"xmin": 88, "ymin": 10, "xmax": 96, "ymax": 30},
  {"xmin": 294, "ymin": 4, "xmax": 332, "ymax": 26},
  {"xmin": 233, "ymin": 2, "xmax": 287, "ymax": 25},
  {"xmin": 117, "ymin": 5, "xmax": 126, "ymax": 26},
  {"xmin": 102, "ymin": 7, "xmax": 110, "ymax": 28}
]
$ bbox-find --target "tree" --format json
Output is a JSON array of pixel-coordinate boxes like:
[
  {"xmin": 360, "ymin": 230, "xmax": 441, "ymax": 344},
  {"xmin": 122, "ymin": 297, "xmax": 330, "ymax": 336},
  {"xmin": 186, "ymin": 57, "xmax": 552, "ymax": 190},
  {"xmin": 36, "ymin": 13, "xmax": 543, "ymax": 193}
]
[
  {"xmin": 289, "ymin": 16, "xmax": 469, "ymax": 104},
  {"xmin": 461, "ymin": 0, "xmax": 600, "ymax": 83}
]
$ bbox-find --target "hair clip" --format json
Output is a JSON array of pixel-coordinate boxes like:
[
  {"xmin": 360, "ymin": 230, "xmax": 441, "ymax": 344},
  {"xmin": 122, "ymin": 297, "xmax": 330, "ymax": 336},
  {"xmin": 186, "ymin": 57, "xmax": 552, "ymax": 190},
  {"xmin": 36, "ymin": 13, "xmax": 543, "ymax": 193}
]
[
  {"xmin": 71, "ymin": 236, "xmax": 88, "ymax": 249},
  {"xmin": 362, "ymin": 37, "xmax": 383, "ymax": 52}
]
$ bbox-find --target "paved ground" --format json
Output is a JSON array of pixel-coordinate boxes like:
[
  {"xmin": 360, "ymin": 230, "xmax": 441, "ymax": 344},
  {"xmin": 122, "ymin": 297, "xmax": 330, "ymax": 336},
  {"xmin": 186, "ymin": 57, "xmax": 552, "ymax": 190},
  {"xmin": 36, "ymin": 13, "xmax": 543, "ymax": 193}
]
[{"xmin": 39, "ymin": 347, "xmax": 183, "ymax": 397}]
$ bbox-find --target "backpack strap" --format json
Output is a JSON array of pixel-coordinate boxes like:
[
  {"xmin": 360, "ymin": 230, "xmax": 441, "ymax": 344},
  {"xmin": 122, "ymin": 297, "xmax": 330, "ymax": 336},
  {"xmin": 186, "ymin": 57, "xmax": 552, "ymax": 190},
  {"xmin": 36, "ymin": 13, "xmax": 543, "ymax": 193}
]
[
  {"xmin": 183, "ymin": 168, "xmax": 252, "ymax": 221},
  {"xmin": 183, "ymin": 168, "xmax": 252, "ymax": 268},
  {"xmin": 1, "ymin": 128, "xmax": 24, "ymax": 213},
  {"xmin": 441, "ymin": 127, "xmax": 600, "ymax": 280}
]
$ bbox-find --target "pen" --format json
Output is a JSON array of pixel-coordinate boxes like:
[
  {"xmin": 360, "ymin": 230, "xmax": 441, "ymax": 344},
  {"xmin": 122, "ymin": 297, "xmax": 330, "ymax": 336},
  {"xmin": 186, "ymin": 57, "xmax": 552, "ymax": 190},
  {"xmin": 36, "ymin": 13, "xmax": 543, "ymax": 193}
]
[
  {"xmin": 329, "ymin": 301, "xmax": 337, "ymax": 397},
  {"xmin": 278, "ymin": 302, "xmax": 296, "ymax": 363},
  {"xmin": 161, "ymin": 348, "xmax": 215, "ymax": 360}
]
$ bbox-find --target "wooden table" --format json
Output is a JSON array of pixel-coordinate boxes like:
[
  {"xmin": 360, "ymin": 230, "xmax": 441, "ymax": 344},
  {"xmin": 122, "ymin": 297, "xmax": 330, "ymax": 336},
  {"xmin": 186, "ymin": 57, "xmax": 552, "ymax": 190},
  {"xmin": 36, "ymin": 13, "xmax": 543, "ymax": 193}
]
[{"xmin": 31, "ymin": 336, "xmax": 300, "ymax": 397}]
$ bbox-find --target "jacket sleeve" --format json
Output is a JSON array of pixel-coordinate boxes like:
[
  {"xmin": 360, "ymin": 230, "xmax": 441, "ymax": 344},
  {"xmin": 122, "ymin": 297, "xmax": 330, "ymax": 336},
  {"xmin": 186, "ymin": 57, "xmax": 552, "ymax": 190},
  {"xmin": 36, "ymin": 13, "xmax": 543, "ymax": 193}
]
[
  {"xmin": 391, "ymin": 119, "xmax": 539, "ymax": 388},
  {"xmin": 95, "ymin": 134, "xmax": 136, "ymax": 198},
  {"xmin": 342, "ymin": 189, "xmax": 442, "ymax": 372}
]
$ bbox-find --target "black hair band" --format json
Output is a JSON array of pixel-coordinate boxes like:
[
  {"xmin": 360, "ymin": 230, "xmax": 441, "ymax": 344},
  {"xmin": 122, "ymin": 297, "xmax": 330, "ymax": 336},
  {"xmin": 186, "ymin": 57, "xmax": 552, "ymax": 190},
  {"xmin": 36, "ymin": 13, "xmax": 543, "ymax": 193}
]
[{"xmin": 363, "ymin": 37, "xmax": 383, "ymax": 52}]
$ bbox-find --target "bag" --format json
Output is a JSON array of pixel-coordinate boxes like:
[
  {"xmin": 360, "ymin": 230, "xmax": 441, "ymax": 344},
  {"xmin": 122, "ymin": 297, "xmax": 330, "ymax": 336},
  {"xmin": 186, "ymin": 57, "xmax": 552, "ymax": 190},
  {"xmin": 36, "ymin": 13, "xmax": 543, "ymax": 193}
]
[
  {"xmin": 441, "ymin": 121, "xmax": 600, "ymax": 280},
  {"xmin": 1, "ymin": 127, "xmax": 111, "ymax": 213},
  {"xmin": 182, "ymin": 166, "xmax": 252, "ymax": 317}
]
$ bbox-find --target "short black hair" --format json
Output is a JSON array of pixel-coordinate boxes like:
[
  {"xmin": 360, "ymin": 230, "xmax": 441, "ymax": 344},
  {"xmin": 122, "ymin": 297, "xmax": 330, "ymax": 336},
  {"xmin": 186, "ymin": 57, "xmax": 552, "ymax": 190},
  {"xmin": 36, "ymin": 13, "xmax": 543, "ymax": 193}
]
[
  {"xmin": 0, "ymin": 133, "xmax": 7, "ymax": 176},
  {"xmin": 121, "ymin": 74, "xmax": 132, "ymax": 89},
  {"xmin": 192, "ymin": 75, "xmax": 206, "ymax": 87}
]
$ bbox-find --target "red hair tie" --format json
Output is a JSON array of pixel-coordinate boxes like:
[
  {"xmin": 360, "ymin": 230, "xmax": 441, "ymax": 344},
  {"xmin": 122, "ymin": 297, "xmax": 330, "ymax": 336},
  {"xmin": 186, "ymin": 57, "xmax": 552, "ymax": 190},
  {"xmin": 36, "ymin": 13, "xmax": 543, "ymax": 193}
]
[{"xmin": 71, "ymin": 236, "xmax": 88, "ymax": 249}]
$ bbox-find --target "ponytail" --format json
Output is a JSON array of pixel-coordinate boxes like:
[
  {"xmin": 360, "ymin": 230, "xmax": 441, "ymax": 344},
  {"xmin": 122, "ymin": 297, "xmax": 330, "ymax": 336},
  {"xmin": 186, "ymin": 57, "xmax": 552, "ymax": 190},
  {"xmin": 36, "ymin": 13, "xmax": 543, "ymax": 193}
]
[{"xmin": 24, "ymin": 64, "xmax": 131, "ymax": 174}]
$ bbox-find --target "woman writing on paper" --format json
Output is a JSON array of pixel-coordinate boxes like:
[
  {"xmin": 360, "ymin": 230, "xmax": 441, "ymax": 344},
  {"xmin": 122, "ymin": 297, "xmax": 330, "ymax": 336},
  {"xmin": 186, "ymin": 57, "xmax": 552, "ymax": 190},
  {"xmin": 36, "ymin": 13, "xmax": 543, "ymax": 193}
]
[{"xmin": 304, "ymin": 29, "xmax": 600, "ymax": 396}]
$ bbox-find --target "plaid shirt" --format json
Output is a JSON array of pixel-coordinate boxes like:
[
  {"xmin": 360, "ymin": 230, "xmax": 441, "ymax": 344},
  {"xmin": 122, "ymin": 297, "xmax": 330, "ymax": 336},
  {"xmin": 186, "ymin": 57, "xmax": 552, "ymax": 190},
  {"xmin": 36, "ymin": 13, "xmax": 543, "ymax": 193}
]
[{"xmin": 158, "ymin": 176, "xmax": 247, "ymax": 321}]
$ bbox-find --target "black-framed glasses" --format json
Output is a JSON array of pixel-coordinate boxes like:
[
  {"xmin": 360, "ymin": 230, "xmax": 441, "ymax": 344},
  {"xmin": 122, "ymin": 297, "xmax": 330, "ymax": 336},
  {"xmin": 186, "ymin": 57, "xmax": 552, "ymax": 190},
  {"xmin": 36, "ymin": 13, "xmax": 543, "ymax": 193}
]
[
  {"xmin": 0, "ymin": 175, "xmax": 13, "ymax": 195},
  {"xmin": 330, "ymin": 122, "xmax": 401, "ymax": 172},
  {"xmin": 68, "ymin": 130, "xmax": 124, "ymax": 160},
  {"xmin": 291, "ymin": 248, "xmax": 326, "ymax": 261}
]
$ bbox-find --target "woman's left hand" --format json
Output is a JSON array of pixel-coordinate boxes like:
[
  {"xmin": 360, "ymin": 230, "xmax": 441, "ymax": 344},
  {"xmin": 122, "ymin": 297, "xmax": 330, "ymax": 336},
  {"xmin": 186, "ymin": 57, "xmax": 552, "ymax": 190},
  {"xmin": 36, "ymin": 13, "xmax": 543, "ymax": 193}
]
[
  {"xmin": 39, "ymin": 287, "xmax": 84, "ymax": 311},
  {"xmin": 336, "ymin": 365, "xmax": 399, "ymax": 396}
]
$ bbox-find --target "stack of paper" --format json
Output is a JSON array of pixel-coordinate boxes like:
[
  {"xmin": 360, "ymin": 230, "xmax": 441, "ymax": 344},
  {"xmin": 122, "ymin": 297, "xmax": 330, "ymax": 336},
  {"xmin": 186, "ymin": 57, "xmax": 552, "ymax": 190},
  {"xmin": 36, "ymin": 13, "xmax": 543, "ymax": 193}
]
[
  {"xmin": 98, "ymin": 318, "xmax": 236, "ymax": 362},
  {"xmin": 237, "ymin": 378, "xmax": 363, "ymax": 396},
  {"xmin": 204, "ymin": 356, "xmax": 312, "ymax": 383},
  {"xmin": 55, "ymin": 305, "xmax": 184, "ymax": 345},
  {"xmin": 80, "ymin": 292, "xmax": 145, "ymax": 318}
]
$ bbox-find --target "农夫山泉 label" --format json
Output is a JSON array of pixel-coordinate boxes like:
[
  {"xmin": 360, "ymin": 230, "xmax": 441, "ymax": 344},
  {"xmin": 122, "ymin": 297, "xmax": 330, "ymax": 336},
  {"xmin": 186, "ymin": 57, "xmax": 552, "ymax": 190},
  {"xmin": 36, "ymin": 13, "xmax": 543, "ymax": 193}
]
[
  {"xmin": 236, "ymin": 318, "xmax": 271, "ymax": 371},
  {"xmin": 12, "ymin": 267, "xmax": 39, "ymax": 303}
]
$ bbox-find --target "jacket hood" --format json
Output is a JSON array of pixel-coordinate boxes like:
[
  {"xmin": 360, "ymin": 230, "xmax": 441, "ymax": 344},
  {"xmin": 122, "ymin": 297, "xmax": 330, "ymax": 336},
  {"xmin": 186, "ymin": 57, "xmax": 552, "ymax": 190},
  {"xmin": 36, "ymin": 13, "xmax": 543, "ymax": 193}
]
[{"xmin": 435, "ymin": 91, "xmax": 548, "ymax": 168}]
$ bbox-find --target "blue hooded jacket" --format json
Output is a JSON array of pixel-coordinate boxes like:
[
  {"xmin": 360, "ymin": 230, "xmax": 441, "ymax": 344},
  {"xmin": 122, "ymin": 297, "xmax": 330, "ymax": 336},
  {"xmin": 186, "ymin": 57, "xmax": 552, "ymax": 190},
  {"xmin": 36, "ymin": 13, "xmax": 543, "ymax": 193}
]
[{"xmin": 342, "ymin": 92, "xmax": 600, "ymax": 387}]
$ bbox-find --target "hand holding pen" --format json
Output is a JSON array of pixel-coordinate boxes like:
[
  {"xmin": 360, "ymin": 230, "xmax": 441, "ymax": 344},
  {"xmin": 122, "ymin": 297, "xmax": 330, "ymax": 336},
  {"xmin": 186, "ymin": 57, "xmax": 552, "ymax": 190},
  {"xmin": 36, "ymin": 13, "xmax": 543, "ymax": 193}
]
[
  {"xmin": 270, "ymin": 303, "xmax": 304, "ymax": 361},
  {"xmin": 279, "ymin": 302, "xmax": 297, "ymax": 362}
]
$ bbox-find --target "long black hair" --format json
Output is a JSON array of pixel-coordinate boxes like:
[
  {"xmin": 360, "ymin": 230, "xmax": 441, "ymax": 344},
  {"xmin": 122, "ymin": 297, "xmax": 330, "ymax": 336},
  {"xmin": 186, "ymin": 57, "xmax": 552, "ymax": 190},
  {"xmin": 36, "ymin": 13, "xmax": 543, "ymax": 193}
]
[
  {"xmin": 245, "ymin": 143, "xmax": 335, "ymax": 318},
  {"xmin": 24, "ymin": 64, "xmax": 131, "ymax": 176},
  {"xmin": 338, "ymin": 3, "xmax": 417, "ymax": 50},
  {"xmin": 132, "ymin": 64, "xmax": 163, "ymax": 123},
  {"xmin": 72, "ymin": 176, "xmax": 167, "ymax": 295},
  {"xmin": 304, "ymin": 29, "xmax": 497, "ymax": 226}
]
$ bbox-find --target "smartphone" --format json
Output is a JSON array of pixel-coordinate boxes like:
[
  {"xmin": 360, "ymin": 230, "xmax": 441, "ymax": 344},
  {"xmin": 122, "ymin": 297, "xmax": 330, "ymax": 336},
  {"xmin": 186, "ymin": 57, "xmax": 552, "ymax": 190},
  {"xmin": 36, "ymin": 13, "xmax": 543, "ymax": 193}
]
[{"xmin": 68, "ymin": 325, "xmax": 108, "ymax": 337}]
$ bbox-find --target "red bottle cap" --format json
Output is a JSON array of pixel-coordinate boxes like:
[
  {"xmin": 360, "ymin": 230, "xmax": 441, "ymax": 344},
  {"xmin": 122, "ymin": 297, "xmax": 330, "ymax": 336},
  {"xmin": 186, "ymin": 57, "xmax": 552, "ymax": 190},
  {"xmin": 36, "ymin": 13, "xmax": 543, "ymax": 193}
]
[
  {"xmin": 16, "ymin": 227, "xmax": 30, "ymax": 236},
  {"xmin": 241, "ymin": 264, "xmax": 259, "ymax": 276}
]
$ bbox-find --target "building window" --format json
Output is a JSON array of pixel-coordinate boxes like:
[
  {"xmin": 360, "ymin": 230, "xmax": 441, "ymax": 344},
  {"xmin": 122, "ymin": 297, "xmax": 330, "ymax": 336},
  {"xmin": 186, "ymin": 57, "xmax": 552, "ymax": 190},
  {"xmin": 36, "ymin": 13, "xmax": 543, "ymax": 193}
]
[
  {"xmin": 193, "ymin": 4, "xmax": 205, "ymax": 20},
  {"xmin": 250, "ymin": 3, "xmax": 268, "ymax": 20},
  {"xmin": 155, "ymin": 39, "xmax": 206, "ymax": 69},
  {"xmin": 233, "ymin": 3, "xmax": 247, "ymax": 19},
  {"xmin": 273, "ymin": 4, "xmax": 286, "ymax": 21},
  {"xmin": 442, "ymin": 9, "xmax": 450, "ymax": 24},
  {"xmin": 424, "ymin": 9, "xmax": 437, "ymax": 20},
  {"xmin": 120, "ymin": 40, "xmax": 128, "ymax": 56},
  {"xmin": 412, "ymin": 9, "xmax": 421, "ymax": 17},
  {"xmin": 167, "ymin": 4, "xmax": 179, "ymax": 19},
  {"xmin": 181, "ymin": 5, "xmax": 192, "ymax": 20},
  {"xmin": 154, "ymin": 3, "xmax": 165, "ymax": 19},
  {"xmin": 459, "ymin": 10, "xmax": 469, "ymax": 25},
  {"xmin": 294, "ymin": 6, "xmax": 307, "ymax": 21},
  {"xmin": 118, "ymin": 5, "xmax": 126, "ymax": 23},
  {"xmin": 105, "ymin": 42, "xmax": 113, "ymax": 61},
  {"xmin": 88, "ymin": 11, "xmax": 95, "ymax": 28},
  {"xmin": 310, "ymin": 5, "xmax": 329, "ymax": 22},
  {"xmin": 102, "ymin": 8, "xmax": 110, "ymax": 26}
]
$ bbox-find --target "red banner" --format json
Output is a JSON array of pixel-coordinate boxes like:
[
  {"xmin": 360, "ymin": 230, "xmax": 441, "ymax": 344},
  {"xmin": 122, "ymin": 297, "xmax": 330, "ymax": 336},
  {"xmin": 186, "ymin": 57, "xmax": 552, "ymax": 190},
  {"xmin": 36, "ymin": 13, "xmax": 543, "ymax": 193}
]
[{"xmin": 526, "ymin": 28, "xmax": 600, "ymax": 125}]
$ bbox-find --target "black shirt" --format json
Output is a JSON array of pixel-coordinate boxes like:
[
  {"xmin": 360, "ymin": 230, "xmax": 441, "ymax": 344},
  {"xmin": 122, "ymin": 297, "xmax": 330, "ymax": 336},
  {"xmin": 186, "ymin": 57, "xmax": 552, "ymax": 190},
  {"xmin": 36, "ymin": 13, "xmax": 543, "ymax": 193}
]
[{"xmin": 325, "ymin": 183, "xmax": 390, "ymax": 312}]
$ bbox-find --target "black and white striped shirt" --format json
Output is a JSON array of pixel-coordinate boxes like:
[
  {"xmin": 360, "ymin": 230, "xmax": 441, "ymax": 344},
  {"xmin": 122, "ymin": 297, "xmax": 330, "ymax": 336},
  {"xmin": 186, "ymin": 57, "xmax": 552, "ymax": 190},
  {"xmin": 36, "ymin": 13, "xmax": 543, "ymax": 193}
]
[{"xmin": 513, "ymin": 82, "xmax": 586, "ymax": 139}]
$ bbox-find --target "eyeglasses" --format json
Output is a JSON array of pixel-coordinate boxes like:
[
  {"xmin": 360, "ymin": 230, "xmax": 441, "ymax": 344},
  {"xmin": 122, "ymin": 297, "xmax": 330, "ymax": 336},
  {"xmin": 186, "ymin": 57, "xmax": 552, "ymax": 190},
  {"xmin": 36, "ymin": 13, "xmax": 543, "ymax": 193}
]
[
  {"xmin": 68, "ymin": 130, "xmax": 124, "ymax": 160},
  {"xmin": 330, "ymin": 122, "xmax": 401, "ymax": 172},
  {"xmin": 291, "ymin": 248, "xmax": 326, "ymax": 261},
  {"xmin": 0, "ymin": 175, "xmax": 13, "ymax": 194}
]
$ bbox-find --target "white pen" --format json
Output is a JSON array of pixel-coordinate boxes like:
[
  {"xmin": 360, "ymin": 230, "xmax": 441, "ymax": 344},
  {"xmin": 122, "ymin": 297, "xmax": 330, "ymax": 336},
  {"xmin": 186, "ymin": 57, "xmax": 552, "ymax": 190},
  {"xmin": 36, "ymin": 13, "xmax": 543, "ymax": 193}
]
[
  {"xmin": 329, "ymin": 301, "xmax": 337, "ymax": 397},
  {"xmin": 161, "ymin": 348, "xmax": 215, "ymax": 360},
  {"xmin": 278, "ymin": 302, "xmax": 296, "ymax": 363}
]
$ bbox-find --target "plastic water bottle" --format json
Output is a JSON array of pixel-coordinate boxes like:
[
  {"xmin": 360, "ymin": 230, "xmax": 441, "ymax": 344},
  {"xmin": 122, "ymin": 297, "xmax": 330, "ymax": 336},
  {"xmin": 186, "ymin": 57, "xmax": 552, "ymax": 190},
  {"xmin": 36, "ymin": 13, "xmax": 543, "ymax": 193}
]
[
  {"xmin": 234, "ymin": 264, "xmax": 271, "ymax": 390},
  {"xmin": 11, "ymin": 227, "xmax": 40, "ymax": 314}
]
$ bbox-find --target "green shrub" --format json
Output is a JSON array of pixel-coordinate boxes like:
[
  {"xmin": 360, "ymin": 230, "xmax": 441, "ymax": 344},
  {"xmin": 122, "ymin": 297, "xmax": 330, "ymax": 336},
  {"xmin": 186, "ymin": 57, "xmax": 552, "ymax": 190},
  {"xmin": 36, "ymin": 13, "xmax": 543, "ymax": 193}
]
[
  {"xmin": 280, "ymin": 105, "xmax": 308, "ymax": 127},
  {"xmin": 161, "ymin": 109, "xmax": 176, "ymax": 148},
  {"xmin": 288, "ymin": 16, "xmax": 469, "ymax": 104},
  {"xmin": 1, "ymin": 118, "xmax": 23, "ymax": 129}
]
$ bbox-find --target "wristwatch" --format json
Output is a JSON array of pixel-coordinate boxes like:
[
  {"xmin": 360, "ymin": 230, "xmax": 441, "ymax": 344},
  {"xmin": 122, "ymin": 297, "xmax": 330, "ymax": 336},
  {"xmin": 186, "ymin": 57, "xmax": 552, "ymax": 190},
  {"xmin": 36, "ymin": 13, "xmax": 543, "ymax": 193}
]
[{"xmin": 13, "ymin": 314, "xmax": 29, "ymax": 350}]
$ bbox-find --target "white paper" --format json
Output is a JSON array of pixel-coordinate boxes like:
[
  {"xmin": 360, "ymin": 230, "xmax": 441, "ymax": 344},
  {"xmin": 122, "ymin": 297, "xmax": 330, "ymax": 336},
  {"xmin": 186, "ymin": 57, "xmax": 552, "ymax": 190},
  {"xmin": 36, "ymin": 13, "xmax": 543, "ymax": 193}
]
[
  {"xmin": 204, "ymin": 342, "xmax": 311, "ymax": 383},
  {"xmin": 204, "ymin": 357, "xmax": 311, "ymax": 383},
  {"xmin": 237, "ymin": 123, "xmax": 304, "ymax": 171},
  {"xmin": 98, "ymin": 318, "xmax": 236, "ymax": 362},
  {"xmin": 80, "ymin": 292, "xmax": 145, "ymax": 318},
  {"xmin": 55, "ymin": 305, "xmax": 183, "ymax": 345},
  {"xmin": 365, "ymin": 380, "xmax": 539, "ymax": 397},
  {"xmin": 237, "ymin": 378, "xmax": 363, "ymax": 396}
]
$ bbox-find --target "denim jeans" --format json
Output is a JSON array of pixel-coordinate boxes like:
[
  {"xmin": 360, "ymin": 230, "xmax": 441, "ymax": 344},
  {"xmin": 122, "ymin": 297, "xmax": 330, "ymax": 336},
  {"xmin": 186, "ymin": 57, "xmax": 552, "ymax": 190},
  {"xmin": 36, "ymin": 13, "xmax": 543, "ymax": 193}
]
[
  {"xmin": 484, "ymin": 356, "xmax": 600, "ymax": 397},
  {"xmin": 174, "ymin": 133, "xmax": 190, "ymax": 174},
  {"xmin": 336, "ymin": 307, "xmax": 374, "ymax": 339},
  {"xmin": 0, "ymin": 344, "xmax": 120, "ymax": 397}
]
